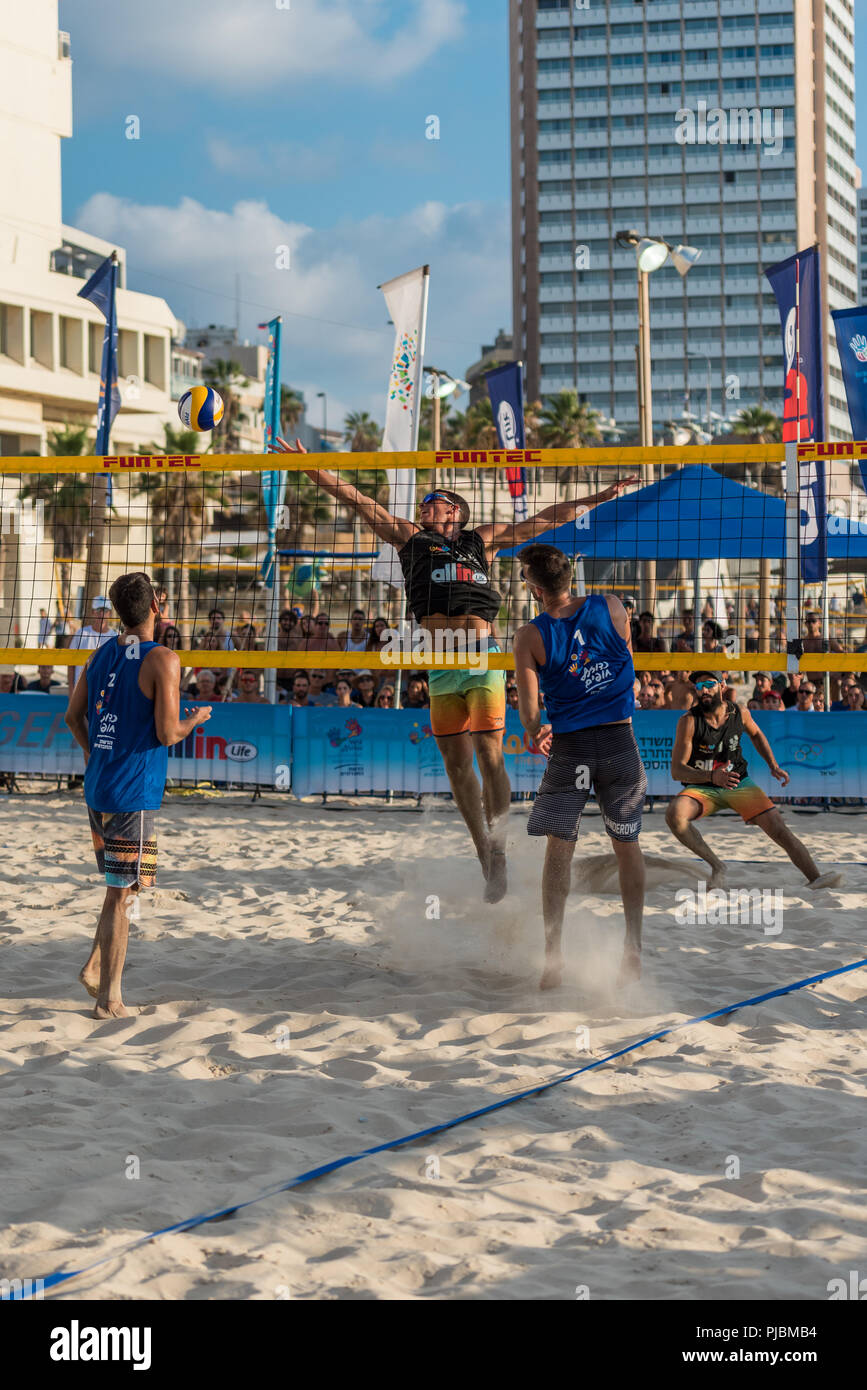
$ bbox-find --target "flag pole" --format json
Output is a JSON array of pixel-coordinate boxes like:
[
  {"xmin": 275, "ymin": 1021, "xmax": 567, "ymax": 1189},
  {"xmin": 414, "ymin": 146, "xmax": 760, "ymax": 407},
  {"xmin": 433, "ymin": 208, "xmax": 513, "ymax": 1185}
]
[
  {"xmin": 394, "ymin": 265, "xmax": 430, "ymax": 713},
  {"xmin": 261, "ymin": 316, "xmax": 283, "ymax": 705},
  {"xmin": 785, "ymin": 259, "xmax": 801, "ymax": 683}
]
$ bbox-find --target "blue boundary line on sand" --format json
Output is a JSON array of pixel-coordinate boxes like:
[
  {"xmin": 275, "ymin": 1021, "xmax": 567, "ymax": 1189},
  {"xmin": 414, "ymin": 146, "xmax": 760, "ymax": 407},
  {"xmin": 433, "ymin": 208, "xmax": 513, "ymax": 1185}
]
[{"xmin": 18, "ymin": 955, "xmax": 866, "ymax": 1299}]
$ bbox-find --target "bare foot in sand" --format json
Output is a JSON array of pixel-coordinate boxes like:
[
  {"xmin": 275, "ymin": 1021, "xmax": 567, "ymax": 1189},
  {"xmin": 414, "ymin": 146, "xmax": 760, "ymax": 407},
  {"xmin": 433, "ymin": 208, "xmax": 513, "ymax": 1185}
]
[
  {"xmin": 79, "ymin": 966, "xmax": 100, "ymax": 999},
  {"xmin": 484, "ymin": 847, "xmax": 508, "ymax": 904},
  {"xmin": 709, "ymin": 864, "xmax": 727, "ymax": 887},
  {"xmin": 92, "ymin": 1000, "xmax": 130, "ymax": 1019},
  {"xmin": 539, "ymin": 956, "xmax": 563, "ymax": 990},
  {"xmin": 616, "ymin": 947, "xmax": 642, "ymax": 988}
]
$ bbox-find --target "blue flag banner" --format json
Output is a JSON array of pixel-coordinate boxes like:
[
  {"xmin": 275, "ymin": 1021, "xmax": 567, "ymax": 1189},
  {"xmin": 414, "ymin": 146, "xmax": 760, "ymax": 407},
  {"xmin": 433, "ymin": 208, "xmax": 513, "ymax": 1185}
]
[
  {"xmin": 486, "ymin": 361, "xmax": 528, "ymax": 521},
  {"xmin": 765, "ymin": 246, "xmax": 827, "ymax": 582},
  {"xmin": 258, "ymin": 316, "xmax": 285, "ymax": 587},
  {"xmin": 78, "ymin": 253, "xmax": 120, "ymax": 458},
  {"xmin": 831, "ymin": 305, "xmax": 867, "ymax": 496}
]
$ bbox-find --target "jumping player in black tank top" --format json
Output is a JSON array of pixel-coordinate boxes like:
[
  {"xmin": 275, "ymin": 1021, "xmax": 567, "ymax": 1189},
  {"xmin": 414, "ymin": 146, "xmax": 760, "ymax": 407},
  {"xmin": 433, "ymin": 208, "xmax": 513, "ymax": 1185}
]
[
  {"xmin": 666, "ymin": 670, "xmax": 841, "ymax": 891},
  {"xmin": 271, "ymin": 435, "xmax": 635, "ymax": 902}
]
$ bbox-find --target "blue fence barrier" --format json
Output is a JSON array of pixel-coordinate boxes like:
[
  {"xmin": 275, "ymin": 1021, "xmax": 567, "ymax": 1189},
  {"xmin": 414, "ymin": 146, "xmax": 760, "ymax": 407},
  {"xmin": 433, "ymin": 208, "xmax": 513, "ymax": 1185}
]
[{"xmin": 1, "ymin": 697, "xmax": 866, "ymax": 798}]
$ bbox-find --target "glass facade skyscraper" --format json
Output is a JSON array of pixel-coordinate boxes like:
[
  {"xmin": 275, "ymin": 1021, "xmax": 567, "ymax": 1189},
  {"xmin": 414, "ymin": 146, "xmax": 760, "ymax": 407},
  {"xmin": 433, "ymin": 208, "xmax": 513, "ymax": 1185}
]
[{"xmin": 510, "ymin": 0, "xmax": 857, "ymax": 440}]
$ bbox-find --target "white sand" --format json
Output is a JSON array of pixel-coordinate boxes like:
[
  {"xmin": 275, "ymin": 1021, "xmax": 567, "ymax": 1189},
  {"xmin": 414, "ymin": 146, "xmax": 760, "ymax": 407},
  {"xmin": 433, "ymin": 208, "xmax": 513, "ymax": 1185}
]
[{"xmin": 1, "ymin": 791, "xmax": 865, "ymax": 1301}]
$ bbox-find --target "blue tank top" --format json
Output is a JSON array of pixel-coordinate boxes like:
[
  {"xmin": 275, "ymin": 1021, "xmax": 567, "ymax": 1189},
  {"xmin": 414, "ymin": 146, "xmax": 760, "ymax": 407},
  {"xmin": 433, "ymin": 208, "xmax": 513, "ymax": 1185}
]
[
  {"xmin": 532, "ymin": 595, "xmax": 636, "ymax": 734},
  {"xmin": 83, "ymin": 637, "xmax": 169, "ymax": 812}
]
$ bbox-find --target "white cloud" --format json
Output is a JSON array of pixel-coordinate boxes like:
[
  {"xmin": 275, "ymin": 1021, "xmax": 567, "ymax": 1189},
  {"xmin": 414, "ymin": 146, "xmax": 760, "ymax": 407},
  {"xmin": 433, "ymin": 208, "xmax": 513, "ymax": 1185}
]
[
  {"xmin": 73, "ymin": 192, "xmax": 509, "ymax": 418},
  {"xmin": 207, "ymin": 135, "xmax": 345, "ymax": 183},
  {"xmin": 61, "ymin": 0, "xmax": 466, "ymax": 89}
]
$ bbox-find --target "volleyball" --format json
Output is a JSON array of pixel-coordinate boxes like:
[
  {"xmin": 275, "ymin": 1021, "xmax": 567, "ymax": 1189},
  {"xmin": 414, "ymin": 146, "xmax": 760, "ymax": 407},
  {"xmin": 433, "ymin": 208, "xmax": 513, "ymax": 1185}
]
[{"xmin": 178, "ymin": 385, "xmax": 224, "ymax": 432}]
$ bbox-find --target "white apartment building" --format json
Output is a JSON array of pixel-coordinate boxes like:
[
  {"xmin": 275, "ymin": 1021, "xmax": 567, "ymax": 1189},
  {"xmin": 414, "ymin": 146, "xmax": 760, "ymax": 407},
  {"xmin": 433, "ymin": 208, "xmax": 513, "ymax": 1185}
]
[
  {"xmin": 0, "ymin": 3, "xmax": 179, "ymax": 457},
  {"xmin": 511, "ymin": 0, "xmax": 858, "ymax": 441}
]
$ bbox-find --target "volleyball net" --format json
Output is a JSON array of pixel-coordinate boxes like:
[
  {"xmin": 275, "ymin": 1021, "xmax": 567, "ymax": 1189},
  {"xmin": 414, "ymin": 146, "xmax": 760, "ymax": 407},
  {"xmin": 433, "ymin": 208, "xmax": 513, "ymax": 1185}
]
[{"xmin": 1, "ymin": 441, "xmax": 867, "ymax": 677}]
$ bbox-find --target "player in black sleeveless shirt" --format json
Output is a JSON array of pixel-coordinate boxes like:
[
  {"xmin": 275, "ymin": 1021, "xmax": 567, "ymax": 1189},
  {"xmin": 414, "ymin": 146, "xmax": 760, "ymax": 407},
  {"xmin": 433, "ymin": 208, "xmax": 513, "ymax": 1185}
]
[
  {"xmin": 270, "ymin": 435, "xmax": 635, "ymax": 901},
  {"xmin": 666, "ymin": 670, "xmax": 840, "ymax": 890}
]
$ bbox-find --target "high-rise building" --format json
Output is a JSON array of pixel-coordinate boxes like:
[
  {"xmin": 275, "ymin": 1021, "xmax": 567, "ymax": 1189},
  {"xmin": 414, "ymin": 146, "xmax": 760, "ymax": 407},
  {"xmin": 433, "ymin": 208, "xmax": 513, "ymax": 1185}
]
[
  {"xmin": 858, "ymin": 186, "xmax": 867, "ymax": 304},
  {"xmin": 510, "ymin": 0, "xmax": 857, "ymax": 441}
]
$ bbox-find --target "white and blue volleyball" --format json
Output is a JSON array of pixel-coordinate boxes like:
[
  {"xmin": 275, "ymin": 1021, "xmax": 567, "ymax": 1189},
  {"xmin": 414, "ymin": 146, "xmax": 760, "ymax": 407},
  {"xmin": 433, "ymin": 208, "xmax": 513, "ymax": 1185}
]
[{"xmin": 178, "ymin": 385, "xmax": 224, "ymax": 432}]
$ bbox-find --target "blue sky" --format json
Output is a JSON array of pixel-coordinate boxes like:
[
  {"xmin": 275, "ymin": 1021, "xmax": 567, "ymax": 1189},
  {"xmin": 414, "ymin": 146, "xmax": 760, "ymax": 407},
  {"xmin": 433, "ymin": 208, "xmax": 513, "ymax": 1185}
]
[{"xmin": 58, "ymin": 1, "xmax": 865, "ymax": 427}]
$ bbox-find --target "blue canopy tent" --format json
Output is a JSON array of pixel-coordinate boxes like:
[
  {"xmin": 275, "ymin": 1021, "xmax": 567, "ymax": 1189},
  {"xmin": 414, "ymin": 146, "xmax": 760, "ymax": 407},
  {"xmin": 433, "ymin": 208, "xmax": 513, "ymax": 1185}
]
[{"xmin": 496, "ymin": 465, "xmax": 867, "ymax": 561}]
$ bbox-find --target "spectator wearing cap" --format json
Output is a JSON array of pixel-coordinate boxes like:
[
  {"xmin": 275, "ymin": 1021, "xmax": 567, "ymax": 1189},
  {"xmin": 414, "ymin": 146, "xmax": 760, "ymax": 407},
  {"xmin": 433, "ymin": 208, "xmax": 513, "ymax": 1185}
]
[
  {"xmin": 0, "ymin": 666, "xmax": 26, "ymax": 694},
  {"xmin": 352, "ymin": 671, "xmax": 377, "ymax": 707},
  {"xmin": 753, "ymin": 671, "xmax": 773, "ymax": 702},
  {"xmin": 308, "ymin": 670, "xmax": 338, "ymax": 706},
  {"xmin": 26, "ymin": 665, "xmax": 60, "ymax": 693},
  {"xmin": 761, "ymin": 688, "xmax": 785, "ymax": 711},
  {"xmin": 67, "ymin": 595, "xmax": 115, "ymax": 691}
]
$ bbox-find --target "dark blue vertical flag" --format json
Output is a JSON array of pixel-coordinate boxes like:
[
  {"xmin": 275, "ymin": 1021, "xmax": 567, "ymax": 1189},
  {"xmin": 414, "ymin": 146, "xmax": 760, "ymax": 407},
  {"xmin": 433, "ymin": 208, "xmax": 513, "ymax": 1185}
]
[
  {"xmin": 78, "ymin": 252, "xmax": 121, "ymax": 457},
  {"xmin": 764, "ymin": 245, "xmax": 827, "ymax": 582},
  {"xmin": 486, "ymin": 361, "xmax": 528, "ymax": 520},
  {"xmin": 258, "ymin": 316, "xmax": 286, "ymax": 587},
  {"xmin": 831, "ymin": 305, "xmax": 867, "ymax": 495}
]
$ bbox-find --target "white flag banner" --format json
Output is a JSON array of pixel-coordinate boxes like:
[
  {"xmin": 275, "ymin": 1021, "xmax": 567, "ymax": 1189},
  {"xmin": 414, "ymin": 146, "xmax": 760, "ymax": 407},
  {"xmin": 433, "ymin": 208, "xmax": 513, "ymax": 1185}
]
[{"xmin": 372, "ymin": 266, "xmax": 429, "ymax": 586}]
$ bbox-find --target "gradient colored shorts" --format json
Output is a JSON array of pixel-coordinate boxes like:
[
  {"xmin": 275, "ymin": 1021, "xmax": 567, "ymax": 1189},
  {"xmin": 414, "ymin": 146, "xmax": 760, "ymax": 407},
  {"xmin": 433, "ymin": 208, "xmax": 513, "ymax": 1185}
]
[
  {"xmin": 88, "ymin": 807, "xmax": 158, "ymax": 888},
  {"xmin": 680, "ymin": 776, "xmax": 775, "ymax": 824},
  {"xmin": 428, "ymin": 641, "xmax": 506, "ymax": 738}
]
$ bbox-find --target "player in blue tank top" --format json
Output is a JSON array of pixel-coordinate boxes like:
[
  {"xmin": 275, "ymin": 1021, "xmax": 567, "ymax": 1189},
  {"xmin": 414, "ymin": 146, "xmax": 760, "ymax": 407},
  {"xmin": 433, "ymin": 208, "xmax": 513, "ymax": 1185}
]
[
  {"xmin": 513, "ymin": 545, "xmax": 647, "ymax": 992},
  {"xmin": 65, "ymin": 572, "xmax": 212, "ymax": 1019}
]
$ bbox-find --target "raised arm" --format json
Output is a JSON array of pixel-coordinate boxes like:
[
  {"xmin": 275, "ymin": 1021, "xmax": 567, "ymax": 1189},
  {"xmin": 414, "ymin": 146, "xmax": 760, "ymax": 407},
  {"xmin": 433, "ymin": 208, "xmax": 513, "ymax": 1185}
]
[
  {"xmin": 270, "ymin": 436, "xmax": 418, "ymax": 550},
  {"xmin": 477, "ymin": 474, "xmax": 639, "ymax": 556}
]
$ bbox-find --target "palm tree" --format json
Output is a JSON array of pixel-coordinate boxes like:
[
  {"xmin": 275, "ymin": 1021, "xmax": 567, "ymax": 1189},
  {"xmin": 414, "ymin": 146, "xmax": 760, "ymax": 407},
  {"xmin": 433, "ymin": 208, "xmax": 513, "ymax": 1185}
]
[
  {"xmin": 731, "ymin": 405, "xmax": 782, "ymax": 443},
  {"xmin": 732, "ymin": 405, "xmax": 783, "ymax": 492},
  {"xmin": 279, "ymin": 385, "xmax": 304, "ymax": 439},
  {"xmin": 141, "ymin": 423, "xmax": 223, "ymax": 634},
  {"xmin": 20, "ymin": 426, "xmax": 94, "ymax": 611},
  {"xmin": 538, "ymin": 390, "xmax": 602, "ymax": 487},
  {"xmin": 343, "ymin": 411, "xmax": 382, "ymax": 453}
]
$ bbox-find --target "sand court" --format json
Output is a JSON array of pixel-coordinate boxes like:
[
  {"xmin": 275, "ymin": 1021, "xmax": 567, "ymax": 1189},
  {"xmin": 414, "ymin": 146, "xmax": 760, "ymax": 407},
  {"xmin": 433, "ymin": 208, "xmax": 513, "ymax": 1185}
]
[{"xmin": 1, "ymin": 792, "xmax": 865, "ymax": 1300}]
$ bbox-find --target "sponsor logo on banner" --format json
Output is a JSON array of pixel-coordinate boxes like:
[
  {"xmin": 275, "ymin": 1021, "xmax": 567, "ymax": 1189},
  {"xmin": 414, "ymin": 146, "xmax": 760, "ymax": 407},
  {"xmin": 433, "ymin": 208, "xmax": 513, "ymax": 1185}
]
[
  {"xmin": 497, "ymin": 401, "xmax": 518, "ymax": 447},
  {"xmin": 224, "ymin": 742, "xmax": 257, "ymax": 762},
  {"xmin": 434, "ymin": 450, "xmax": 542, "ymax": 465},
  {"xmin": 849, "ymin": 334, "xmax": 867, "ymax": 363}
]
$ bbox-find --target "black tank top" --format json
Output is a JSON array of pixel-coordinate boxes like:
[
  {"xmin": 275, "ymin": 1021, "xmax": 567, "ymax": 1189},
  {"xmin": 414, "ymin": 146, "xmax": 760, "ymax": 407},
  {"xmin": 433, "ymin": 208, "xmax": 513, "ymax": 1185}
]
[
  {"xmin": 683, "ymin": 701, "xmax": 749, "ymax": 785},
  {"xmin": 398, "ymin": 528, "xmax": 502, "ymax": 623}
]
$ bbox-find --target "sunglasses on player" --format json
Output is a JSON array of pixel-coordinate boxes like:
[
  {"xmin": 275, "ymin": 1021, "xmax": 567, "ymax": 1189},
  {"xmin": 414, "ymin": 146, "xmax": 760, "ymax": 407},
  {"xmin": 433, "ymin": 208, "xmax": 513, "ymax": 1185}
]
[
  {"xmin": 421, "ymin": 492, "xmax": 456, "ymax": 508},
  {"xmin": 694, "ymin": 679, "xmax": 719, "ymax": 692}
]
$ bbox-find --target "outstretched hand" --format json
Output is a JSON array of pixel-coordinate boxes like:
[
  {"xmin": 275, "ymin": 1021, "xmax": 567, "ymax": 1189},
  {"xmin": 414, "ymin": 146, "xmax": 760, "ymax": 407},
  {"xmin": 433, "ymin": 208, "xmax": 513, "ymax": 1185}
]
[
  {"xmin": 270, "ymin": 434, "xmax": 328, "ymax": 486},
  {"xmin": 595, "ymin": 474, "xmax": 639, "ymax": 505}
]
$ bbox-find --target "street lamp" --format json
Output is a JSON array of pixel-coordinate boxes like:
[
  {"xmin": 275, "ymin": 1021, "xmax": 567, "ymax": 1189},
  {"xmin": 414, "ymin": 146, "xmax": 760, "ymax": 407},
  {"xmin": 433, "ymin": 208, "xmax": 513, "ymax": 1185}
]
[
  {"xmin": 614, "ymin": 231, "xmax": 701, "ymax": 615},
  {"xmin": 316, "ymin": 390, "xmax": 327, "ymax": 451},
  {"xmin": 614, "ymin": 230, "xmax": 702, "ymax": 449}
]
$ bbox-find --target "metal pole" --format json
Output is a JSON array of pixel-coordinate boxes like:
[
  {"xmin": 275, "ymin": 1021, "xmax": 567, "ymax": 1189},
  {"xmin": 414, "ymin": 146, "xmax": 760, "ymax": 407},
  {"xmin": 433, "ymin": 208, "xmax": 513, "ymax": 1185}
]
[
  {"xmin": 264, "ymin": 559, "xmax": 279, "ymax": 704},
  {"xmin": 638, "ymin": 267, "xmax": 657, "ymax": 614}
]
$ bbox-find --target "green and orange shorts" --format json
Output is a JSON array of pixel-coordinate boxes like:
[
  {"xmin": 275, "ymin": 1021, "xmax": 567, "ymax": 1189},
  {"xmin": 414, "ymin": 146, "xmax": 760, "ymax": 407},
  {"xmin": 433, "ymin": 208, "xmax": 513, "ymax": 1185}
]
[
  {"xmin": 680, "ymin": 776, "xmax": 775, "ymax": 824},
  {"xmin": 428, "ymin": 641, "xmax": 506, "ymax": 738}
]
